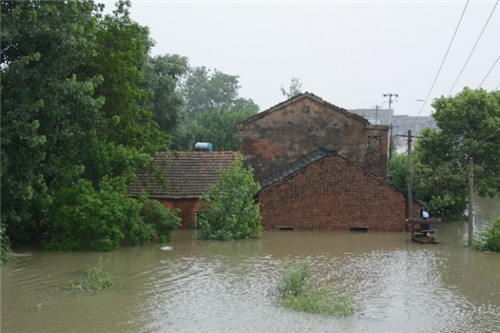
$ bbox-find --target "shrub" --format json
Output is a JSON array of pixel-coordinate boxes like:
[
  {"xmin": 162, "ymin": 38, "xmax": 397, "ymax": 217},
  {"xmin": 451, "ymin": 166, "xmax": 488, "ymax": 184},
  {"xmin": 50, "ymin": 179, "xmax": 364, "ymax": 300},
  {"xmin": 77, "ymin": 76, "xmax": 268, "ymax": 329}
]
[
  {"xmin": 1, "ymin": 228, "xmax": 17, "ymax": 266},
  {"xmin": 473, "ymin": 217, "xmax": 500, "ymax": 252},
  {"xmin": 277, "ymin": 261, "xmax": 355, "ymax": 316},
  {"xmin": 142, "ymin": 198, "xmax": 181, "ymax": 243},
  {"xmin": 65, "ymin": 257, "xmax": 115, "ymax": 294},
  {"xmin": 46, "ymin": 177, "xmax": 180, "ymax": 251},
  {"xmin": 277, "ymin": 261, "xmax": 311, "ymax": 297},
  {"xmin": 198, "ymin": 154, "xmax": 262, "ymax": 240}
]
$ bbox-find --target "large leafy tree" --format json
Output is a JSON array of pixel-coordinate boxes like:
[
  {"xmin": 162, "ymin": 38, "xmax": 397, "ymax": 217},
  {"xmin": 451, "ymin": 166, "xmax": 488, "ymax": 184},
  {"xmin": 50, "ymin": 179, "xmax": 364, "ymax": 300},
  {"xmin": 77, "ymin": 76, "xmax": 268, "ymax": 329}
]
[
  {"xmin": 180, "ymin": 101, "xmax": 258, "ymax": 151},
  {"xmin": 413, "ymin": 88, "xmax": 500, "ymax": 218},
  {"xmin": 1, "ymin": 0, "xmax": 105, "ymax": 243},
  {"xmin": 174, "ymin": 67, "xmax": 259, "ymax": 151},
  {"xmin": 143, "ymin": 54, "xmax": 189, "ymax": 135},
  {"xmin": 180, "ymin": 66, "xmax": 240, "ymax": 119},
  {"xmin": 1, "ymin": 0, "xmax": 178, "ymax": 248}
]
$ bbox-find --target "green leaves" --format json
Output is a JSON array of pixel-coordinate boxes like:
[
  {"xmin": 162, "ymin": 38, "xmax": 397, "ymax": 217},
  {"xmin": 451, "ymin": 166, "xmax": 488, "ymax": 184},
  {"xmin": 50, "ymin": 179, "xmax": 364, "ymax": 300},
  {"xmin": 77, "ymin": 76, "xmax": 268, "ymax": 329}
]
[
  {"xmin": 46, "ymin": 177, "xmax": 180, "ymax": 251},
  {"xmin": 172, "ymin": 66, "xmax": 259, "ymax": 151},
  {"xmin": 412, "ymin": 88, "xmax": 500, "ymax": 218},
  {"xmin": 277, "ymin": 261, "xmax": 355, "ymax": 316},
  {"xmin": 198, "ymin": 154, "xmax": 262, "ymax": 240},
  {"xmin": 473, "ymin": 217, "xmax": 500, "ymax": 252},
  {"xmin": 1, "ymin": 1, "xmax": 178, "ymax": 249}
]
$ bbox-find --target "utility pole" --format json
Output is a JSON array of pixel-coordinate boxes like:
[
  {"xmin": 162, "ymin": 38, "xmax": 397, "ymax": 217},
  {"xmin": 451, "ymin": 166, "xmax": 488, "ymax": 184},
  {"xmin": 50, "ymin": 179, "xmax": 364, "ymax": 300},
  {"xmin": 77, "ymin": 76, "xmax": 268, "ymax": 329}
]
[
  {"xmin": 384, "ymin": 93, "xmax": 398, "ymax": 160},
  {"xmin": 395, "ymin": 130, "xmax": 422, "ymax": 218},
  {"xmin": 468, "ymin": 157, "xmax": 474, "ymax": 247},
  {"xmin": 407, "ymin": 130, "xmax": 413, "ymax": 218},
  {"xmin": 383, "ymin": 93, "xmax": 399, "ymax": 111}
]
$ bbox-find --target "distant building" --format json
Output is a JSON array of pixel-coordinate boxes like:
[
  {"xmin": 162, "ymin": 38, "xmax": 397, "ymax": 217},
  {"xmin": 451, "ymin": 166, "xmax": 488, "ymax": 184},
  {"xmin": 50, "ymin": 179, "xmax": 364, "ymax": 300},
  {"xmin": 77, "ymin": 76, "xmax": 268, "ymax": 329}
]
[
  {"xmin": 349, "ymin": 108, "xmax": 439, "ymax": 153},
  {"xmin": 349, "ymin": 108, "xmax": 392, "ymax": 126},
  {"xmin": 391, "ymin": 115, "xmax": 438, "ymax": 152}
]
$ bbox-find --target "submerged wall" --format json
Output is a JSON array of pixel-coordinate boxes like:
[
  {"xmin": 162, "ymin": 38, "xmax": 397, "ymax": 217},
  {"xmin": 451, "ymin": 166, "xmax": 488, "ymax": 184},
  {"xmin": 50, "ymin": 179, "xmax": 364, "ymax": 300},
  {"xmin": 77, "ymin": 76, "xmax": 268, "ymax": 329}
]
[{"xmin": 258, "ymin": 154, "xmax": 420, "ymax": 231}]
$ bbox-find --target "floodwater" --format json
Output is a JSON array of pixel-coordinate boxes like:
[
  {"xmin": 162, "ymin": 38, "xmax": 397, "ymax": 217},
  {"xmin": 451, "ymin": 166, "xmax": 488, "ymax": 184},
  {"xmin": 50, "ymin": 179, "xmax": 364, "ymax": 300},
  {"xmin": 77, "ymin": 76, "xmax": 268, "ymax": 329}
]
[{"xmin": 2, "ymin": 197, "xmax": 499, "ymax": 333}]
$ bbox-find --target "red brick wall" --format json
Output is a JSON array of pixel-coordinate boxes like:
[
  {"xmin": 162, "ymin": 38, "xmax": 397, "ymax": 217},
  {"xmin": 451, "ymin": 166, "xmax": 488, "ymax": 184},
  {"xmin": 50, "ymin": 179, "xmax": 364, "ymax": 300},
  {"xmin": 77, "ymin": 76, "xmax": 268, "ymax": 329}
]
[
  {"xmin": 258, "ymin": 154, "xmax": 421, "ymax": 231},
  {"xmin": 238, "ymin": 95, "xmax": 389, "ymax": 183},
  {"xmin": 159, "ymin": 198, "xmax": 203, "ymax": 229}
]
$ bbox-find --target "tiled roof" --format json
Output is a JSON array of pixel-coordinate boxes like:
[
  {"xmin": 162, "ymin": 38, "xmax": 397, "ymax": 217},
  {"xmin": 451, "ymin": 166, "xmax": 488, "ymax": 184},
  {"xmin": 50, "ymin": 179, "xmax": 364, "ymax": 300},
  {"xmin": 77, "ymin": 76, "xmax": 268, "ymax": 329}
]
[{"xmin": 129, "ymin": 151, "xmax": 237, "ymax": 199}]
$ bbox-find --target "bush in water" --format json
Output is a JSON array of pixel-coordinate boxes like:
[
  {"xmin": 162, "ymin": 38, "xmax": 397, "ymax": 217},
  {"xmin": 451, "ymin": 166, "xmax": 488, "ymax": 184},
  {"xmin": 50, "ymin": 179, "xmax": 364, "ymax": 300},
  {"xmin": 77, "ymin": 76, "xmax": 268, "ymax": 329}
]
[
  {"xmin": 65, "ymin": 257, "xmax": 114, "ymax": 294},
  {"xmin": 46, "ymin": 177, "xmax": 180, "ymax": 251},
  {"xmin": 277, "ymin": 261, "xmax": 355, "ymax": 316},
  {"xmin": 473, "ymin": 217, "xmax": 500, "ymax": 252}
]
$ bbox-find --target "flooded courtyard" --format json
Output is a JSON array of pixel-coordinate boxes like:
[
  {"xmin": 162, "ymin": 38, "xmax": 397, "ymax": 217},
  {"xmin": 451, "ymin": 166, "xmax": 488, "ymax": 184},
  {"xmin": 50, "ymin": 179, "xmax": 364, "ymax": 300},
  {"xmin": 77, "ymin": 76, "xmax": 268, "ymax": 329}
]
[{"xmin": 2, "ymin": 197, "xmax": 499, "ymax": 333}]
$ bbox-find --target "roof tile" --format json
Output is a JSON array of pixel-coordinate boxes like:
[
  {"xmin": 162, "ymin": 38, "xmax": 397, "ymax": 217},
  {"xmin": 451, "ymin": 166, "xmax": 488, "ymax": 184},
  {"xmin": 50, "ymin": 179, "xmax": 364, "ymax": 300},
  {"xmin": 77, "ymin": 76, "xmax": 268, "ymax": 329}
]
[{"xmin": 129, "ymin": 151, "xmax": 237, "ymax": 199}]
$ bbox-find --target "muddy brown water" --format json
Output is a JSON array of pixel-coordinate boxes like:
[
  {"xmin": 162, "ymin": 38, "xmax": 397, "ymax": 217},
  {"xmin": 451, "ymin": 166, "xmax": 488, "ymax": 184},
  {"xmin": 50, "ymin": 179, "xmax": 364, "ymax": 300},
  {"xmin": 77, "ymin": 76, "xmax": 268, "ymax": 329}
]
[{"xmin": 2, "ymin": 197, "xmax": 499, "ymax": 333}]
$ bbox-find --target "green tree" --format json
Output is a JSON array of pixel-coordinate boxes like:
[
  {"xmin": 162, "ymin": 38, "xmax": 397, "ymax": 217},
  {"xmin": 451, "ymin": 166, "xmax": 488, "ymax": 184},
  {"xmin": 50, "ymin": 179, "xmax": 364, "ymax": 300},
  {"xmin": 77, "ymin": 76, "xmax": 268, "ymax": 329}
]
[
  {"xmin": 179, "ymin": 102, "xmax": 258, "ymax": 151},
  {"xmin": 1, "ymin": 0, "xmax": 180, "ymax": 249},
  {"xmin": 1, "ymin": 0, "xmax": 104, "ymax": 243},
  {"xmin": 413, "ymin": 88, "xmax": 500, "ymax": 218},
  {"xmin": 143, "ymin": 54, "xmax": 188, "ymax": 135},
  {"xmin": 181, "ymin": 66, "xmax": 240, "ymax": 119},
  {"xmin": 173, "ymin": 66, "xmax": 258, "ymax": 151},
  {"xmin": 388, "ymin": 152, "xmax": 408, "ymax": 193},
  {"xmin": 84, "ymin": 0, "xmax": 169, "ymax": 154},
  {"xmin": 281, "ymin": 76, "xmax": 303, "ymax": 99},
  {"xmin": 198, "ymin": 154, "xmax": 262, "ymax": 240},
  {"xmin": 47, "ymin": 178, "xmax": 180, "ymax": 251}
]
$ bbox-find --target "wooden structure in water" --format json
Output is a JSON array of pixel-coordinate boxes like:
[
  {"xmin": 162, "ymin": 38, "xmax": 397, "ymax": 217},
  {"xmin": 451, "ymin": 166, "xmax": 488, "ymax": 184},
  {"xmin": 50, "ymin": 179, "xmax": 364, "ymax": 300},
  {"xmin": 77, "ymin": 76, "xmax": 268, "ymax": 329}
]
[{"xmin": 407, "ymin": 218, "xmax": 442, "ymax": 244}]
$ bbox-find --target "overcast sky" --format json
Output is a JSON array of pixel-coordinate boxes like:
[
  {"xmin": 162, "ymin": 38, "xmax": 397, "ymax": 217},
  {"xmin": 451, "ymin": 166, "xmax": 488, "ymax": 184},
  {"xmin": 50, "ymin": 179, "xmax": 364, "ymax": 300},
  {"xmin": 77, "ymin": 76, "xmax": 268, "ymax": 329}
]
[{"xmin": 104, "ymin": 0, "xmax": 499, "ymax": 117}]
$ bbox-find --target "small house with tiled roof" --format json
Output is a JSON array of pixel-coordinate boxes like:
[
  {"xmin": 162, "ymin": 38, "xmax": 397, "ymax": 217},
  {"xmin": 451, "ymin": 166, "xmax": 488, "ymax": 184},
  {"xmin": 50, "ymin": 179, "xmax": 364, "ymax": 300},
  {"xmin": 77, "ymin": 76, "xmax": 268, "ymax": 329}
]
[
  {"xmin": 237, "ymin": 92, "xmax": 389, "ymax": 183},
  {"xmin": 129, "ymin": 151, "xmax": 237, "ymax": 228},
  {"xmin": 258, "ymin": 148, "xmax": 422, "ymax": 231}
]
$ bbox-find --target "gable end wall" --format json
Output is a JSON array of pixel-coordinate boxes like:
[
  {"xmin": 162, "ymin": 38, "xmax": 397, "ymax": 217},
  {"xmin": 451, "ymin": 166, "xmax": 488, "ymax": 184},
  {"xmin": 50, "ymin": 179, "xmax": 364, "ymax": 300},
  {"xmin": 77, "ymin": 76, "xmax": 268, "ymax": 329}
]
[{"xmin": 258, "ymin": 154, "xmax": 420, "ymax": 231}]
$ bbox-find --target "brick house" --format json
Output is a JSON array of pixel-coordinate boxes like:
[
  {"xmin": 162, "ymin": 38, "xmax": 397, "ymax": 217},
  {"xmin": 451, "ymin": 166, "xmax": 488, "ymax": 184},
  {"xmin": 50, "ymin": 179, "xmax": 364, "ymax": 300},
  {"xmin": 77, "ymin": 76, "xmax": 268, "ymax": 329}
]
[
  {"xmin": 129, "ymin": 151, "xmax": 237, "ymax": 228},
  {"xmin": 237, "ymin": 92, "xmax": 389, "ymax": 183},
  {"xmin": 258, "ymin": 148, "xmax": 421, "ymax": 231}
]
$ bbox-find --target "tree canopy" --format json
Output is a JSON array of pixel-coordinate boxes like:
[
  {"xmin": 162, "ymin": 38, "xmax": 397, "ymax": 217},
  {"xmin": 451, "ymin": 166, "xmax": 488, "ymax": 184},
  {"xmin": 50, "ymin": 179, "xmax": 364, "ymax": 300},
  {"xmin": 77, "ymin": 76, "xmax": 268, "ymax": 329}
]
[
  {"xmin": 1, "ymin": 0, "xmax": 179, "ymax": 249},
  {"xmin": 172, "ymin": 66, "xmax": 258, "ymax": 151},
  {"xmin": 412, "ymin": 88, "xmax": 500, "ymax": 217},
  {"xmin": 198, "ymin": 154, "xmax": 262, "ymax": 241}
]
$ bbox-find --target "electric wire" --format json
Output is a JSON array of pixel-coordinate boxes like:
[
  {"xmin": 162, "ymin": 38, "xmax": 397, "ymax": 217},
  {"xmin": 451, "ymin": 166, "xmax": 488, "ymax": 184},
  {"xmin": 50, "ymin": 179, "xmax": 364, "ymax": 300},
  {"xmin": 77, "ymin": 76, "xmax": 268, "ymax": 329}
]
[
  {"xmin": 448, "ymin": 0, "xmax": 499, "ymax": 96},
  {"xmin": 412, "ymin": 0, "xmax": 469, "ymax": 126},
  {"xmin": 477, "ymin": 55, "xmax": 500, "ymax": 89}
]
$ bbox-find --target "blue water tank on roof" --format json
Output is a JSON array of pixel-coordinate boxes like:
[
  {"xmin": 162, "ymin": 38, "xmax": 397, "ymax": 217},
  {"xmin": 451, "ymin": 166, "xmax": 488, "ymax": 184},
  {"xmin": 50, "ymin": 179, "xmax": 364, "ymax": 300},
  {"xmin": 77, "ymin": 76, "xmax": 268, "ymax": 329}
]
[{"xmin": 195, "ymin": 142, "xmax": 213, "ymax": 152}]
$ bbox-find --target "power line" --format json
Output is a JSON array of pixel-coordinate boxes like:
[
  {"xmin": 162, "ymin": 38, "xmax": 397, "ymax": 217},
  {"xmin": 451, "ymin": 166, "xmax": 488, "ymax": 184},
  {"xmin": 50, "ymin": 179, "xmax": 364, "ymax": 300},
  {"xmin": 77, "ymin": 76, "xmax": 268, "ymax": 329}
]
[
  {"xmin": 413, "ymin": 0, "xmax": 469, "ymax": 122},
  {"xmin": 478, "ymin": 55, "xmax": 500, "ymax": 89},
  {"xmin": 448, "ymin": 0, "xmax": 499, "ymax": 96}
]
